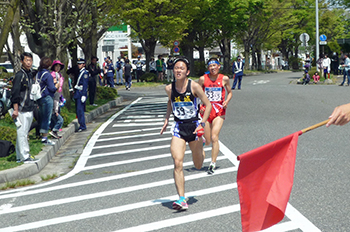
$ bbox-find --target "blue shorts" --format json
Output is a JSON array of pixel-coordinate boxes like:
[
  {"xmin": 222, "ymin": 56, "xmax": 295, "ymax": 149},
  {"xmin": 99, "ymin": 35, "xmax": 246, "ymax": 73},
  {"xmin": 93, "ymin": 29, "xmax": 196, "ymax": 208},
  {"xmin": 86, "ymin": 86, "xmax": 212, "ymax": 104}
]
[{"xmin": 171, "ymin": 120, "xmax": 200, "ymax": 143}]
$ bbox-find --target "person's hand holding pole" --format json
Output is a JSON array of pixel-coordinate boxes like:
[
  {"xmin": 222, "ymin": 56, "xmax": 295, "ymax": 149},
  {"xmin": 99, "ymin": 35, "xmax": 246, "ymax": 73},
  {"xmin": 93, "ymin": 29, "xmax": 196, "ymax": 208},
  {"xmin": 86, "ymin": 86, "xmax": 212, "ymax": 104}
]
[{"xmin": 326, "ymin": 103, "xmax": 350, "ymax": 127}]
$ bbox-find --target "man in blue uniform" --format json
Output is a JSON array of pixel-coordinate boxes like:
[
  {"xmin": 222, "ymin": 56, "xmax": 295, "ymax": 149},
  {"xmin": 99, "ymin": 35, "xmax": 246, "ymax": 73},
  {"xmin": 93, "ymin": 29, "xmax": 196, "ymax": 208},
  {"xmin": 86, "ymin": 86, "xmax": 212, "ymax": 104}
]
[
  {"xmin": 74, "ymin": 58, "xmax": 89, "ymax": 132},
  {"xmin": 232, "ymin": 56, "xmax": 244, "ymax": 90},
  {"xmin": 135, "ymin": 55, "xmax": 144, "ymax": 82},
  {"xmin": 105, "ymin": 57, "xmax": 115, "ymax": 87}
]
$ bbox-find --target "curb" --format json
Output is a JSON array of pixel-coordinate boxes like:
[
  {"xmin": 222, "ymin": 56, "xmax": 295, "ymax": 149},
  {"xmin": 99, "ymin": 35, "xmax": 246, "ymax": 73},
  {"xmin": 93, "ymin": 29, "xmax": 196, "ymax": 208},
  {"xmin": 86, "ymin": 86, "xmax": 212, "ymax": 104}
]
[{"xmin": 0, "ymin": 97, "xmax": 123, "ymax": 184}]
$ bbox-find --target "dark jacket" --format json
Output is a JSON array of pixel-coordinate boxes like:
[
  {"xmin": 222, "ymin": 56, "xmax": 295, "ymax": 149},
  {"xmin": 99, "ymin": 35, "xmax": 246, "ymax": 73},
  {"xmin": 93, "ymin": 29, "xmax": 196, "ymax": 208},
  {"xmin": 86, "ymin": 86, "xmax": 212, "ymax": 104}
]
[
  {"xmin": 11, "ymin": 67, "xmax": 35, "ymax": 112},
  {"xmin": 87, "ymin": 63, "xmax": 101, "ymax": 78},
  {"xmin": 37, "ymin": 69, "xmax": 57, "ymax": 98}
]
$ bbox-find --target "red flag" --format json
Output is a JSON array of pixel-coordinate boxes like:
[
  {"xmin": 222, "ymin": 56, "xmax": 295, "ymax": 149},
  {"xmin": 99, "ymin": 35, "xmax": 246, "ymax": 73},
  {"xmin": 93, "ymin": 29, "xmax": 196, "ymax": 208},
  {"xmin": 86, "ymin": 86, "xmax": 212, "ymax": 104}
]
[{"xmin": 237, "ymin": 131, "xmax": 302, "ymax": 232}]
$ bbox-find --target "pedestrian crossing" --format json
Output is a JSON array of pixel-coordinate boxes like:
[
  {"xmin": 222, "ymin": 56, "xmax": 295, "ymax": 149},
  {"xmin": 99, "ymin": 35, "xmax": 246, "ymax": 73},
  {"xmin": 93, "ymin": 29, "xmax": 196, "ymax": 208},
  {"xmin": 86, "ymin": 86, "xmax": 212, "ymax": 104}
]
[{"xmin": 0, "ymin": 97, "xmax": 321, "ymax": 232}]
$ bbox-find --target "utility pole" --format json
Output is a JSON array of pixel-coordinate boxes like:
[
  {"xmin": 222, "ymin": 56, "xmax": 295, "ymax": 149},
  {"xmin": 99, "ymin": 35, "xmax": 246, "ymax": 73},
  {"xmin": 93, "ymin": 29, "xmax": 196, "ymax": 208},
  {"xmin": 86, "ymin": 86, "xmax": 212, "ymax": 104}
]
[{"xmin": 316, "ymin": 0, "xmax": 319, "ymax": 63}]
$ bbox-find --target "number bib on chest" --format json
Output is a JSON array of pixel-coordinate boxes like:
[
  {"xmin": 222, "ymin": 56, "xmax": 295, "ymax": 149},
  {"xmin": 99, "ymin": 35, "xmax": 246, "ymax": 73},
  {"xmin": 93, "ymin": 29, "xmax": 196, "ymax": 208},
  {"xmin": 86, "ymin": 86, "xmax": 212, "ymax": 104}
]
[
  {"xmin": 205, "ymin": 87, "xmax": 222, "ymax": 102},
  {"xmin": 173, "ymin": 102, "xmax": 196, "ymax": 120}
]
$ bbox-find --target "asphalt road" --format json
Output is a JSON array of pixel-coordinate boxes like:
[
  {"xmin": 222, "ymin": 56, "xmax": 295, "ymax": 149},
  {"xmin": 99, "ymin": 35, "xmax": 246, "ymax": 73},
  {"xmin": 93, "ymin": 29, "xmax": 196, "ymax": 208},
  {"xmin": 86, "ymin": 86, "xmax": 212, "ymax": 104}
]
[{"xmin": 0, "ymin": 71, "xmax": 349, "ymax": 232}]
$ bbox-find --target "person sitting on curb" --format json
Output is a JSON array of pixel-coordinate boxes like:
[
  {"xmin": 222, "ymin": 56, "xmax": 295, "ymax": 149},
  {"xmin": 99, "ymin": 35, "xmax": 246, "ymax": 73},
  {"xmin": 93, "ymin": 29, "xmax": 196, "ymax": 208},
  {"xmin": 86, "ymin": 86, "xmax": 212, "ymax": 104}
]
[
  {"xmin": 302, "ymin": 70, "xmax": 310, "ymax": 85},
  {"xmin": 313, "ymin": 72, "xmax": 320, "ymax": 84}
]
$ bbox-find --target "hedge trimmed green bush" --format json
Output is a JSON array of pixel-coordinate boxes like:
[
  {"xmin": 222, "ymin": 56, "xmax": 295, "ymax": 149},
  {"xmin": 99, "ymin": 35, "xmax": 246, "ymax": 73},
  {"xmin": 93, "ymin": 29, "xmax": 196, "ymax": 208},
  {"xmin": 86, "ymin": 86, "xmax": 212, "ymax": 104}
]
[
  {"xmin": 140, "ymin": 73, "xmax": 157, "ymax": 82},
  {"xmin": 96, "ymin": 86, "xmax": 118, "ymax": 100}
]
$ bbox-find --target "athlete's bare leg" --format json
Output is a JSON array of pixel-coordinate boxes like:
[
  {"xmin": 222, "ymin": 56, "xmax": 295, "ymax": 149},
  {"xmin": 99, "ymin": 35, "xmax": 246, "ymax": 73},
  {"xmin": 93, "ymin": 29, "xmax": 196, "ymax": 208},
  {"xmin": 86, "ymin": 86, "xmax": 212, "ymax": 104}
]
[
  {"xmin": 210, "ymin": 116, "xmax": 225, "ymax": 163},
  {"xmin": 203, "ymin": 121, "xmax": 211, "ymax": 146},
  {"xmin": 189, "ymin": 137, "xmax": 205, "ymax": 169},
  {"xmin": 171, "ymin": 136, "xmax": 187, "ymax": 197}
]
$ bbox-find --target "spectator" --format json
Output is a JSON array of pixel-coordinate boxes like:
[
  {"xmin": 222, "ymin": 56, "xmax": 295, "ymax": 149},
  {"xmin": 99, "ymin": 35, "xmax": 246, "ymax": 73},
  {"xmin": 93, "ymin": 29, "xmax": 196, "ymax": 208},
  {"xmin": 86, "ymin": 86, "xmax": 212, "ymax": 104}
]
[
  {"xmin": 124, "ymin": 59, "xmax": 133, "ymax": 91},
  {"xmin": 166, "ymin": 55, "xmax": 174, "ymax": 82},
  {"xmin": 10, "ymin": 52, "xmax": 36, "ymax": 162},
  {"xmin": 162, "ymin": 58, "xmax": 167, "ymax": 80},
  {"xmin": 135, "ymin": 55, "xmax": 144, "ymax": 82},
  {"xmin": 302, "ymin": 70, "xmax": 310, "ymax": 85},
  {"xmin": 37, "ymin": 57, "xmax": 58, "ymax": 145},
  {"xmin": 339, "ymin": 53, "xmax": 350, "ymax": 86},
  {"xmin": 322, "ymin": 54, "xmax": 331, "ymax": 79},
  {"xmin": 49, "ymin": 60, "xmax": 65, "ymax": 139},
  {"xmin": 331, "ymin": 52, "xmax": 339, "ymax": 75},
  {"xmin": 304, "ymin": 54, "xmax": 312, "ymax": 71},
  {"xmin": 149, "ymin": 58, "xmax": 156, "ymax": 74},
  {"xmin": 115, "ymin": 57, "xmax": 124, "ymax": 85},
  {"xmin": 104, "ymin": 56, "xmax": 115, "ymax": 87},
  {"xmin": 313, "ymin": 72, "xmax": 320, "ymax": 84},
  {"xmin": 74, "ymin": 58, "xmax": 89, "ymax": 132},
  {"xmin": 316, "ymin": 54, "xmax": 323, "ymax": 72},
  {"xmin": 87, "ymin": 56, "xmax": 101, "ymax": 106},
  {"xmin": 156, "ymin": 55, "xmax": 163, "ymax": 81}
]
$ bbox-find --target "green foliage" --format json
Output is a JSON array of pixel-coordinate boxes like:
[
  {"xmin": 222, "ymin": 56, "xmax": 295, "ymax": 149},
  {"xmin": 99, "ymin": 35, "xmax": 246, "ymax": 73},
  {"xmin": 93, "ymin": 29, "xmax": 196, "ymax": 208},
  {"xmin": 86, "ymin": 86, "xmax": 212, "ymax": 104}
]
[
  {"xmin": 0, "ymin": 124, "xmax": 17, "ymax": 144},
  {"xmin": 140, "ymin": 72, "xmax": 157, "ymax": 82},
  {"xmin": 96, "ymin": 86, "xmax": 118, "ymax": 100},
  {"xmin": 194, "ymin": 60, "xmax": 207, "ymax": 77},
  {"xmin": 60, "ymin": 107, "xmax": 75, "ymax": 128}
]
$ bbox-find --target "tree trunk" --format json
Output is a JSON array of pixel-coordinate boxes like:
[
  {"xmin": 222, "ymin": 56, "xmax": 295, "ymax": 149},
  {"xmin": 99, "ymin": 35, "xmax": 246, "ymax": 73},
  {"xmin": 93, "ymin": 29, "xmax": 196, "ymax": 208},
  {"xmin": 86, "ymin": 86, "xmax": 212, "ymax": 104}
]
[
  {"xmin": 141, "ymin": 38, "xmax": 156, "ymax": 73},
  {"xmin": 0, "ymin": 0, "xmax": 20, "ymax": 58},
  {"xmin": 219, "ymin": 38, "xmax": 231, "ymax": 74}
]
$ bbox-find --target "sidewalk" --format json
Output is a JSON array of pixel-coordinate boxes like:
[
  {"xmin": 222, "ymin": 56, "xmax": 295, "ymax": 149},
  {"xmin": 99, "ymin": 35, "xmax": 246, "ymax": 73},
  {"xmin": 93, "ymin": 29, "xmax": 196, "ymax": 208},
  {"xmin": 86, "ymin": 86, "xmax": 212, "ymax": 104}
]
[{"xmin": 0, "ymin": 96, "xmax": 127, "ymax": 186}]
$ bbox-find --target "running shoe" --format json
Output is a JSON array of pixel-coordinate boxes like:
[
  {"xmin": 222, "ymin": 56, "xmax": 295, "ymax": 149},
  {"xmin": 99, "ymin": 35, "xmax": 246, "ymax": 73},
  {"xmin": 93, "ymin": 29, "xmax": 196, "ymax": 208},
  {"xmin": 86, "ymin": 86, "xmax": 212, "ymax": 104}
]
[
  {"xmin": 207, "ymin": 162, "xmax": 216, "ymax": 174},
  {"xmin": 23, "ymin": 157, "xmax": 38, "ymax": 163},
  {"xmin": 172, "ymin": 198, "xmax": 188, "ymax": 211},
  {"xmin": 42, "ymin": 139, "xmax": 55, "ymax": 146}
]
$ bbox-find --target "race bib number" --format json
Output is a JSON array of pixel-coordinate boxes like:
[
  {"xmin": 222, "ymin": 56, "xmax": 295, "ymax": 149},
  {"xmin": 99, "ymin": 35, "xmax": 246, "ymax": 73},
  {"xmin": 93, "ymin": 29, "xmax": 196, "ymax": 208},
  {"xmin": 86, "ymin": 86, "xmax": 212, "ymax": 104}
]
[
  {"xmin": 173, "ymin": 102, "xmax": 196, "ymax": 120},
  {"xmin": 205, "ymin": 87, "xmax": 222, "ymax": 102}
]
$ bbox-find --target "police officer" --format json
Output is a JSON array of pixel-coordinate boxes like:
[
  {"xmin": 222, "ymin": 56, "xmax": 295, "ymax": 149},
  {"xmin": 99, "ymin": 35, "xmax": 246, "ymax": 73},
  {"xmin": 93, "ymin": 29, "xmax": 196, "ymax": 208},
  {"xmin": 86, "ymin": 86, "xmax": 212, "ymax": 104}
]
[
  {"xmin": 105, "ymin": 56, "xmax": 115, "ymax": 87},
  {"xmin": 87, "ymin": 56, "xmax": 100, "ymax": 106},
  {"xmin": 74, "ymin": 58, "xmax": 89, "ymax": 132},
  {"xmin": 135, "ymin": 55, "xmax": 144, "ymax": 82}
]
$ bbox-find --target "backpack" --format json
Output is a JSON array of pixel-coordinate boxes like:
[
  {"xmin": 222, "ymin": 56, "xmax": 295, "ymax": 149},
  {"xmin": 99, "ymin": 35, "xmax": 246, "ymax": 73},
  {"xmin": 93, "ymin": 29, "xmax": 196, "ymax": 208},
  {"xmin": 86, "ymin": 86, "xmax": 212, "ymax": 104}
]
[
  {"xmin": 31, "ymin": 71, "xmax": 48, "ymax": 101},
  {"xmin": 0, "ymin": 140, "xmax": 15, "ymax": 157}
]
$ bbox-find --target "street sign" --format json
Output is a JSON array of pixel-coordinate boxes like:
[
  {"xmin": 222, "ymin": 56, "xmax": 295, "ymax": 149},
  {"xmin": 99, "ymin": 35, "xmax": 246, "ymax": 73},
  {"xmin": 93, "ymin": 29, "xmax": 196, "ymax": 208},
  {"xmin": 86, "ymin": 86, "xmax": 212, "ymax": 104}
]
[
  {"xmin": 173, "ymin": 47, "xmax": 180, "ymax": 53},
  {"xmin": 299, "ymin": 33, "xmax": 310, "ymax": 42},
  {"xmin": 320, "ymin": 41, "xmax": 327, "ymax": 45},
  {"xmin": 173, "ymin": 40, "xmax": 180, "ymax": 47},
  {"xmin": 320, "ymin": 34, "xmax": 327, "ymax": 41}
]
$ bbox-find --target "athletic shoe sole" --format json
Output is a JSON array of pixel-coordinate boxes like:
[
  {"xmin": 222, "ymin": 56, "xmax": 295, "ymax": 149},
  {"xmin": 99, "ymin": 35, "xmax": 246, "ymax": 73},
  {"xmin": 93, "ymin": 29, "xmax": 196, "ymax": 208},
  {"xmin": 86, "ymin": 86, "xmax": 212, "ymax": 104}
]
[{"xmin": 172, "ymin": 201, "xmax": 188, "ymax": 211}]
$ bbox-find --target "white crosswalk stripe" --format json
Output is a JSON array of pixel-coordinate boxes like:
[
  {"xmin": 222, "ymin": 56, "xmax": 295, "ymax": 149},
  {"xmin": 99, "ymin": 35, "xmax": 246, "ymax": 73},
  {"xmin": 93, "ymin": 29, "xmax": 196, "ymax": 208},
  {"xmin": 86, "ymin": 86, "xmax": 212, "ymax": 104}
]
[{"xmin": 0, "ymin": 96, "xmax": 321, "ymax": 232}]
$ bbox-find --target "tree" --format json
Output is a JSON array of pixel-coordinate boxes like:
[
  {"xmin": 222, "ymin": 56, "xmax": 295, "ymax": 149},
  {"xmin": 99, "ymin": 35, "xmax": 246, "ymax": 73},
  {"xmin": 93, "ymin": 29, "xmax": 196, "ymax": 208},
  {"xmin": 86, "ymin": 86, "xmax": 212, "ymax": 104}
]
[
  {"xmin": 111, "ymin": 0, "xmax": 194, "ymax": 72},
  {"xmin": 0, "ymin": 0, "xmax": 20, "ymax": 59}
]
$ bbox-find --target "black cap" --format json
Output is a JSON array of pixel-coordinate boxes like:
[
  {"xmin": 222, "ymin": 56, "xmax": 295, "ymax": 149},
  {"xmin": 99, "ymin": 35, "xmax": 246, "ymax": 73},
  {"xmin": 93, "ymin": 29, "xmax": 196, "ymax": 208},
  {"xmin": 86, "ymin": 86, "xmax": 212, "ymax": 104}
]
[
  {"xmin": 91, "ymin": 56, "xmax": 98, "ymax": 61},
  {"xmin": 77, "ymin": 58, "xmax": 86, "ymax": 64}
]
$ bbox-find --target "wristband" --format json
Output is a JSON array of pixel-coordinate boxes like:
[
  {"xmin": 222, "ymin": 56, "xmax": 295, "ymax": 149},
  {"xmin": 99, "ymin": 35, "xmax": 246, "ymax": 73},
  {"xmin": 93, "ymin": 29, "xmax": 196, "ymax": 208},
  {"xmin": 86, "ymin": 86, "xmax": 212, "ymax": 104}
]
[{"xmin": 200, "ymin": 122, "xmax": 206, "ymax": 127}]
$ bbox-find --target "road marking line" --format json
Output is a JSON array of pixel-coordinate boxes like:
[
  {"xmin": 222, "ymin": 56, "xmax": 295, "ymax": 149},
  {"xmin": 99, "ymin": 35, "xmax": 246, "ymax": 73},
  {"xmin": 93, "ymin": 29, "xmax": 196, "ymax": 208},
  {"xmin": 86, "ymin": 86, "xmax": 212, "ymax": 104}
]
[
  {"xmin": 261, "ymin": 221, "xmax": 298, "ymax": 232},
  {"xmin": 112, "ymin": 122, "xmax": 165, "ymax": 127},
  {"xmin": 97, "ymin": 131, "xmax": 171, "ymax": 142},
  {"xmin": 0, "ymin": 184, "xmax": 237, "ymax": 231},
  {"xmin": 284, "ymin": 203, "xmax": 322, "ymax": 232},
  {"xmin": 0, "ymin": 167, "xmax": 235, "ymax": 216},
  {"xmin": 0, "ymin": 97, "xmax": 144, "ymax": 195},
  {"xmin": 0, "ymin": 157, "xmax": 231, "ymax": 200},
  {"xmin": 93, "ymin": 137, "xmax": 172, "ymax": 149},
  {"xmin": 84, "ymin": 147, "xmax": 212, "ymax": 171},
  {"xmin": 90, "ymin": 145, "xmax": 171, "ymax": 159},
  {"xmin": 114, "ymin": 205, "xmax": 241, "ymax": 232},
  {"xmin": 99, "ymin": 127, "xmax": 166, "ymax": 136}
]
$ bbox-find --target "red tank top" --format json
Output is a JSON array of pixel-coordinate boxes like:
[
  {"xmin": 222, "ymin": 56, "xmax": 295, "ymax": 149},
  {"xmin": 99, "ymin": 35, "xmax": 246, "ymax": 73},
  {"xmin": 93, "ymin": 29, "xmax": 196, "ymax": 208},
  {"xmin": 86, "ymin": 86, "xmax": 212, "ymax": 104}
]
[{"xmin": 203, "ymin": 74, "xmax": 225, "ymax": 104}]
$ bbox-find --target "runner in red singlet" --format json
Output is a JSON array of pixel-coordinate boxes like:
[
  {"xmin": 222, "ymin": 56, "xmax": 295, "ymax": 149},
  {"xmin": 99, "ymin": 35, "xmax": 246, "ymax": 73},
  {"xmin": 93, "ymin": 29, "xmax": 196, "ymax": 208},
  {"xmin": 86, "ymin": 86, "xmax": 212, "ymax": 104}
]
[{"xmin": 198, "ymin": 57, "xmax": 233, "ymax": 174}]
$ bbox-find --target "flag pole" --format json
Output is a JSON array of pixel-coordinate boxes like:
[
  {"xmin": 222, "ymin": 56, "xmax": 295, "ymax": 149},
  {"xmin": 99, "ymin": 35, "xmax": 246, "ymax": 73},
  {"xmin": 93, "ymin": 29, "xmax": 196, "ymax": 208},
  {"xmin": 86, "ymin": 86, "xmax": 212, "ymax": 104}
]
[{"xmin": 301, "ymin": 119, "xmax": 330, "ymax": 134}]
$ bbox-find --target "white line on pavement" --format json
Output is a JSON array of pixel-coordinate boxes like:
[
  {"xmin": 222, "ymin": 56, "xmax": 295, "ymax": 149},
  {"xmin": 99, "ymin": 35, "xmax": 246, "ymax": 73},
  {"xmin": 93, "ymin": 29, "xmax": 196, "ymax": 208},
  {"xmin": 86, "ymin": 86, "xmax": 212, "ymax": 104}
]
[
  {"xmin": 96, "ymin": 131, "xmax": 171, "ymax": 142},
  {"xmin": 93, "ymin": 137, "xmax": 172, "ymax": 150},
  {"xmin": 89, "ymin": 144, "xmax": 171, "ymax": 159},
  {"xmin": 114, "ymin": 205, "xmax": 241, "ymax": 232},
  {"xmin": 112, "ymin": 122, "xmax": 165, "ymax": 127},
  {"xmin": 99, "ymin": 127, "xmax": 166, "ymax": 136},
  {"xmin": 84, "ymin": 147, "xmax": 212, "ymax": 171},
  {"xmin": 0, "ymin": 184, "xmax": 237, "ymax": 231},
  {"xmin": 284, "ymin": 203, "xmax": 322, "ymax": 232},
  {"xmin": 0, "ymin": 167, "xmax": 235, "ymax": 216},
  {"xmin": 0, "ymin": 157, "xmax": 230, "ymax": 200}
]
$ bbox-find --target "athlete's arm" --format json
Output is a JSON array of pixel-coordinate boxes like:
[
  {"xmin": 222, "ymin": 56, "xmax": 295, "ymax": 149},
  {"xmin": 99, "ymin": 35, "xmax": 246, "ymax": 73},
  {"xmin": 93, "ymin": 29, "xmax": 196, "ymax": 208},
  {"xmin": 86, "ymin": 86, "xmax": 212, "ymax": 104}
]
[
  {"xmin": 197, "ymin": 75, "xmax": 205, "ymax": 88},
  {"xmin": 160, "ymin": 85, "xmax": 172, "ymax": 134},
  {"xmin": 222, "ymin": 75, "xmax": 232, "ymax": 109},
  {"xmin": 192, "ymin": 82, "xmax": 211, "ymax": 134}
]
